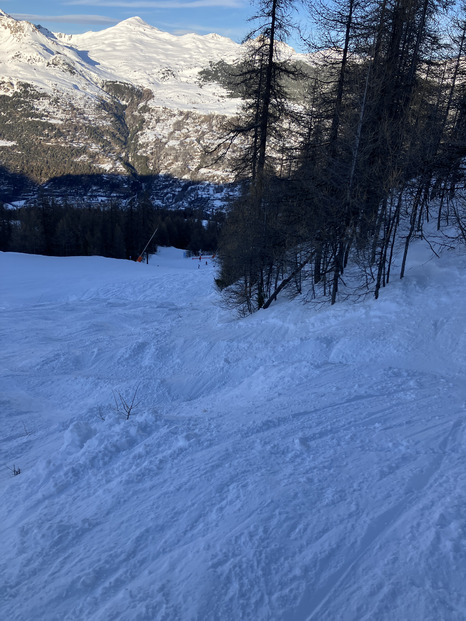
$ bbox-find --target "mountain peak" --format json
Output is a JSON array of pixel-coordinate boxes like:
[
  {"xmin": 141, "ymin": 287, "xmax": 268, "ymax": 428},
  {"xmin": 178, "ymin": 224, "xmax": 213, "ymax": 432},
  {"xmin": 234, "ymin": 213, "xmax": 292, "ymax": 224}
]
[
  {"xmin": 0, "ymin": 8, "xmax": 14, "ymax": 24},
  {"xmin": 0, "ymin": 9, "xmax": 42, "ymax": 41},
  {"xmin": 116, "ymin": 16, "xmax": 157, "ymax": 31}
]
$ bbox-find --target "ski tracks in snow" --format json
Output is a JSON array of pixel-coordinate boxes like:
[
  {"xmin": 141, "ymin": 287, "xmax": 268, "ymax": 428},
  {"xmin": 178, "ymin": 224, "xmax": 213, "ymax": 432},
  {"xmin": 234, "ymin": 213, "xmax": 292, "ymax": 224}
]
[{"xmin": 1, "ymin": 248, "xmax": 466, "ymax": 620}]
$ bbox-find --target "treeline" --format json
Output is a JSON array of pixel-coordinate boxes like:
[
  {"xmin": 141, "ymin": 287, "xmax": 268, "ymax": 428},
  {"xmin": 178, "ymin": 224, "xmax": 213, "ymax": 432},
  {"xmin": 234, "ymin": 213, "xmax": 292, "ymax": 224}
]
[
  {"xmin": 217, "ymin": 0, "xmax": 466, "ymax": 313},
  {"xmin": 0, "ymin": 199, "xmax": 222, "ymax": 259}
]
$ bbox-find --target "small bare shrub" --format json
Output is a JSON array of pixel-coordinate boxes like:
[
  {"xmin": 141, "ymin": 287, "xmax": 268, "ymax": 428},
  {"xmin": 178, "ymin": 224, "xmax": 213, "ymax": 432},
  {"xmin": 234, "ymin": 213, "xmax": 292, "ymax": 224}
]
[{"xmin": 113, "ymin": 384, "xmax": 140, "ymax": 420}]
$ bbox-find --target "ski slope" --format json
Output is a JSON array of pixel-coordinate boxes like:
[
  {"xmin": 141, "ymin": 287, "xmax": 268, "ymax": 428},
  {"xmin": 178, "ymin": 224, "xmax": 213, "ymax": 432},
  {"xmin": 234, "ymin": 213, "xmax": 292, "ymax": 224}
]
[{"xmin": 1, "ymin": 245, "xmax": 465, "ymax": 620}]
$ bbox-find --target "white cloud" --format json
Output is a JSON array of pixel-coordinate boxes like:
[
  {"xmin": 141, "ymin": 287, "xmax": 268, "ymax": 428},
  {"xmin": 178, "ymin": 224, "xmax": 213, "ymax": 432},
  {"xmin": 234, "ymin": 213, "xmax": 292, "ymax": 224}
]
[
  {"xmin": 64, "ymin": 1, "xmax": 246, "ymax": 8},
  {"xmin": 10, "ymin": 13, "xmax": 119, "ymax": 25}
]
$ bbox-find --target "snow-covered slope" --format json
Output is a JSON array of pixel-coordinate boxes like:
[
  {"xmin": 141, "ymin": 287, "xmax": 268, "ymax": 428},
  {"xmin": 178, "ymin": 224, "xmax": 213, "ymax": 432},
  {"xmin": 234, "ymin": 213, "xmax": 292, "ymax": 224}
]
[
  {"xmin": 0, "ymin": 10, "xmax": 242, "ymax": 110},
  {"xmin": 0, "ymin": 10, "xmax": 307, "ymax": 109},
  {"xmin": 1, "ymin": 243, "xmax": 465, "ymax": 620},
  {"xmin": 59, "ymin": 17, "xmax": 242, "ymax": 112},
  {"xmin": 0, "ymin": 9, "xmax": 111, "ymax": 99}
]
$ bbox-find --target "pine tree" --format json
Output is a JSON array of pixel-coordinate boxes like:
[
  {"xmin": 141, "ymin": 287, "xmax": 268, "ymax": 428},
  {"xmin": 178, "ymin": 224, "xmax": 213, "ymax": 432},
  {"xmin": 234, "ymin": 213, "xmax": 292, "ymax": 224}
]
[{"xmin": 217, "ymin": 0, "xmax": 300, "ymax": 312}]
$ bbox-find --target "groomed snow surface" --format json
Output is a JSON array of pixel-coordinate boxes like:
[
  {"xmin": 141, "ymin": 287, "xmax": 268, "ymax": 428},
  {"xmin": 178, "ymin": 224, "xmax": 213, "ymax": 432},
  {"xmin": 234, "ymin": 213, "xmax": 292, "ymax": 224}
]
[{"xmin": 1, "ymin": 245, "xmax": 465, "ymax": 620}]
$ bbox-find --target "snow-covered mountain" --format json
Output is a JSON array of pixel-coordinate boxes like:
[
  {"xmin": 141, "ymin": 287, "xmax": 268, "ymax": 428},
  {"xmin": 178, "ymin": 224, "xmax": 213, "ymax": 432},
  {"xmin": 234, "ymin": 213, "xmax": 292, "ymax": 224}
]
[
  {"xmin": 0, "ymin": 9, "xmax": 243, "ymax": 110},
  {"xmin": 0, "ymin": 11, "xmax": 104, "ymax": 99},
  {"xmin": 57, "ymin": 17, "xmax": 244, "ymax": 112},
  {"xmin": 0, "ymin": 10, "xmax": 309, "ymax": 203}
]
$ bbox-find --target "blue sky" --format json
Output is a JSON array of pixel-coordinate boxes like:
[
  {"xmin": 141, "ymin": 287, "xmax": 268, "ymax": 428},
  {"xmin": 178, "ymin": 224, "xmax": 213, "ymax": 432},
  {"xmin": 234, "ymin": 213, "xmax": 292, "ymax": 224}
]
[{"xmin": 4, "ymin": 0, "xmax": 255, "ymax": 42}]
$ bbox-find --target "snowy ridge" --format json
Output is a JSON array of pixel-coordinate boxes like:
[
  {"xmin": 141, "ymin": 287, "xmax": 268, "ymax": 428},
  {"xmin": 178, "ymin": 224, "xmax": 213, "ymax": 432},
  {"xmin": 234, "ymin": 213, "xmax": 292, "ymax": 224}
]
[
  {"xmin": 1, "ymin": 244, "xmax": 465, "ymax": 620},
  {"xmin": 0, "ymin": 10, "xmax": 309, "ymax": 111},
  {"xmin": 58, "ymin": 17, "xmax": 243, "ymax": 111},
  {"xmin": 0, "ymin": 11, "xmax": 242, "ymax": 110},
  {"xmin": 0, "ymin": 9, "xmax": 111, "ymax": 100}
]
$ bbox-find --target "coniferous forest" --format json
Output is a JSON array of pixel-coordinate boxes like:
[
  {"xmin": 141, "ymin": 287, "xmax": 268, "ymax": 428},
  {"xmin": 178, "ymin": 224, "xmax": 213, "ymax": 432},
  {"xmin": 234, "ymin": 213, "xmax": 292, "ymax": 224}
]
[
  {"xmin": 216, "ymin": 0, "xmax": 466, "ymax": 312},
  {"xmin": 0, "ymin": 199, "xmax": 221, "ymax": 261}
]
